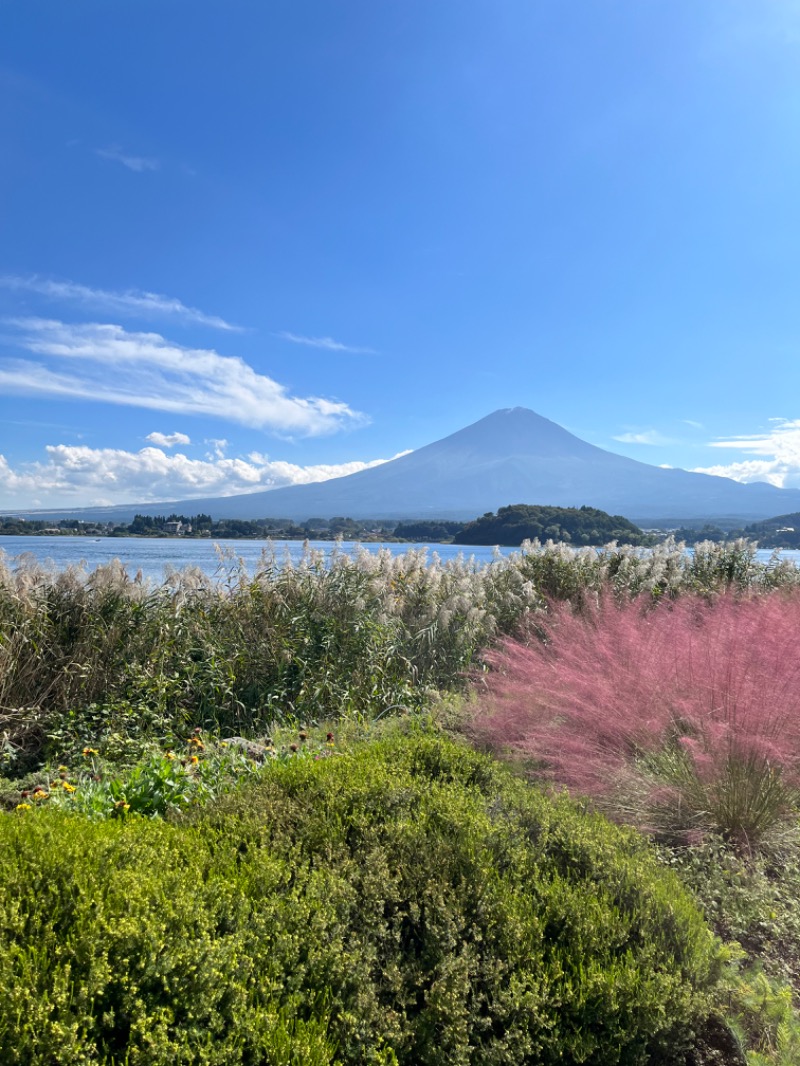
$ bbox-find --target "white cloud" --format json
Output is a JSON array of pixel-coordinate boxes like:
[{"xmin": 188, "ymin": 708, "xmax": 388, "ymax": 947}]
[
  {"xmin": 0, "ymin": 443, "xmax": 410, "ymax": 508},
  {"xmin": 146, "ymin": 431, "xmax": 191, "ymax": 448},
  {"xmin": 277, "ymin": 331, "xmax": 377, "ymax": 355},
  {"xmin": 245, "ymin": 451, "xmax": 412, "ymax": 486},
  {"xmin": 96, "ymin": 146, "xmax": 159, "ymax": 172},
  {"xmin": 692, "ymin": 460, "xmax": 787, "ymax": 487},
  {"xmin": 693, "ymin": 419, "xmax": 800, "ymax": 487},
  {"xmin": 205, "ymin": 438, "xmax": 228, "ymax": 460},
  {"xmin": 683, "ymin": 419, "xmax": 704, "ymax": 429},
  {"xmin": 1, "ymin": 319, "xmax": 366, "ymax": 436},
  {"xmin": 0, "ymin": 275, "xmax": 242, "ymax": 331}
]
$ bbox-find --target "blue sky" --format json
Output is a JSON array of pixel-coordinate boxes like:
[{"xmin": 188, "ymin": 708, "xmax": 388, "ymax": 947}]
[{"xmin": 3, "ymin": 0, "xmax": 800, "ymax": 509}]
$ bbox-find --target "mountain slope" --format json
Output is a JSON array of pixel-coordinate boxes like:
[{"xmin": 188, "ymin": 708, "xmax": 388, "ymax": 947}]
[
  {"xmin": 11, "ymin": 408, "xmax": 800, "ymax": 524},
  {"xmin": 157, "ymin": 407, "xmax": 800, "ymax": 523}
]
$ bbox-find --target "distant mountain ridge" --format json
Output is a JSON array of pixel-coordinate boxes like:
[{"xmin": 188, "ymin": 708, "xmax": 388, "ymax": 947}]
[{"xmin": 9, "ymin": 407, "xmax": 800, "ymax": 525}]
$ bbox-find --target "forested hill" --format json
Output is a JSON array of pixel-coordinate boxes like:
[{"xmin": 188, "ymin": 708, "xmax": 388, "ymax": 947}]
[
  {"xmin": 739, "ymin": 511, "xmax": 800, "ymax": 548},
  {"xmin": 453, "ymin": 504, "xmax": 651, "ymax": 547}
]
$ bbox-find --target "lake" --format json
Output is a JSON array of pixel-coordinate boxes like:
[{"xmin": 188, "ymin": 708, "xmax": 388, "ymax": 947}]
[{"xmin": 1, "ymin": 535, "xmax": 798, "ymax": 584}]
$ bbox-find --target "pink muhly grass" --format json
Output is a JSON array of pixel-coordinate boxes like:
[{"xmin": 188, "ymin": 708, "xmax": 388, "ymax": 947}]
[{"xmin": 469, "ymin": 592, "xmax": 800, "ymax": 851}]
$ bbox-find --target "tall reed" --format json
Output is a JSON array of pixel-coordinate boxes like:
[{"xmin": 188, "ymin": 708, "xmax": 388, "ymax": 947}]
[{"xmin": 1, "ymin": 537, "xmax": 797, "ymax": 774}]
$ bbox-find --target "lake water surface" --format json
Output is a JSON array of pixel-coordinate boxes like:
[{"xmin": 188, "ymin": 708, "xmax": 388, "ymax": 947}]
[{"xmin": 1, "ymin": 535, "xmax": 798, "ymax": 584}]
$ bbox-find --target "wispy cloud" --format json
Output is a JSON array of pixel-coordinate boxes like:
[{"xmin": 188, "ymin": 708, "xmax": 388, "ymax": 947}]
[
  {"xmin": 145, "ymin": 431, "xmax": 191, "ymax": 448},
  {"xmin": 693, "ymin": 418, "xmax": 800, "ymax": 487},
  {"xmin": 96, "ymin": 145, "xmax": 159, "ymax": 172},
  {"xmin": 1, "ymin": 319, "xmax": 367, "ymax": 436},
  {"xmin": 277, "ymin": 331, "xmax": 377, "ymax": 355},
  {"xmin": 612, "ymin": 429, "xmax": 671, "ymax": 446},
  {"xmin": 0, "ymin": 417, "xmax": 82, "ymax": 432},
  {"xmin": 0, "ymin": 275, "xmax": 242, "ymax": 331},
  {"xmin": 707, "ymin": 422, "xmax": 800, "ymax": 452},
  {"xmin": 683, "ymin": 419, "xmax": 704, "ymax": 430},
  {"xmin": 0, "ymin": 442, "xmax": 409, "ymax": 508}
]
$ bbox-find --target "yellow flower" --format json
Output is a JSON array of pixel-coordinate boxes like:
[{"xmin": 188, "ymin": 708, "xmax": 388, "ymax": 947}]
[
  {"xmin": 164, "ymin": 751, "xmax": 175, "ymax": 761},
  {"xmin": 82, "ymin": 747, "xmax": 98, "ymax": 757},
  {"xmin": 33, "ymin": 791, "xmax": 49, "ymax": 801},
  {"xmin": 189, "ymin": 755, "xmax": 199, "ymax": 764},
  {"xmin": 61, "ymin": 782, "xmax": 76, "ymax": 793},
  {"xmin": 16, "ymin": 803, "xmax": 32, "ymax": 811}
]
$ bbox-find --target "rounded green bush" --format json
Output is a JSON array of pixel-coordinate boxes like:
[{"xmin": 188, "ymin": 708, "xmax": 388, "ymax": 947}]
[{"xmin": 0, "ymin": 732, "xmax": 720, "ymax": 1064}]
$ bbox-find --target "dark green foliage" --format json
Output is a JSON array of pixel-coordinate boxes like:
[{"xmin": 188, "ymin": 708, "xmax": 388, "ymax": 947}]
[
  {"xmin": 669, "ymin": 524, "xmax": 731, "ymax": 545},
  {"xmin": 393, "ymin": 520, "xmax": 465, "ymax": 541},
  {"xmin": 739, "ymin": 512, "xmax": 800, "ymax": 550},
  {"xmin": 0, "ymin": 514, "xmax": 391, "ymax": 540},
  {"xmin": 453, "ymin": 504, "xmax": 650, "ymax": 547},
  {"xmin": 672, "ymin": 512, "xmax": 800, "ymax": 550},
  {"xmin": 0, "ymin": 733, "xmax": 720, "ymax": 1065}
]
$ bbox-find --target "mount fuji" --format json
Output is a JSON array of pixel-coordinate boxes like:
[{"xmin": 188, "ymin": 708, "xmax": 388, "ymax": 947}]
[{"xmin": 15, "ymin": 408, "xmax": 800, "ymax": 526}]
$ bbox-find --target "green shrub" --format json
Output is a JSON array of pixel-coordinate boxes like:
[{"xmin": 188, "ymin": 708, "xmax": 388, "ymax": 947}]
[
  {"xmin": 658, "ymin": 838, "xmax": 800, "ymax": 992},
  {"xmin": 655, "ymin": 838, "xmax": 800, "ymax": 1064},
  {"xmin": 0, "ymin": 732, "xmax": 721, "ymax": 1064}
]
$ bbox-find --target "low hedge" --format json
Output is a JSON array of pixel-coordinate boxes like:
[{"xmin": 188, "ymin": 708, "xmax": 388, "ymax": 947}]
[{"xmin": 0, "ymin": 732, "xmax": 721, "ymax": 1064}]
